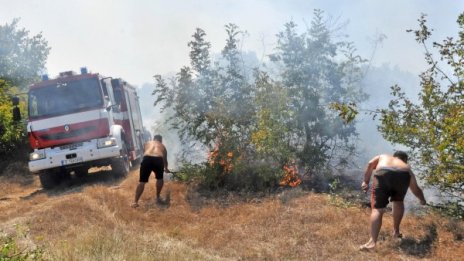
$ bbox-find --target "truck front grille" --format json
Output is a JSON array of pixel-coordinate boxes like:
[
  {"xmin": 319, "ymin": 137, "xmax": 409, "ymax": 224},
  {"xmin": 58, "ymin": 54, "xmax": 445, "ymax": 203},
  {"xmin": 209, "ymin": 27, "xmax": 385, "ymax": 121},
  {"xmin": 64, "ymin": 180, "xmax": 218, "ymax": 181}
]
[
  {"xmin": 60, "ymin": 142, "xmax": 83, "ymax": 150},
  {"xmin": 39, "ymin": 126, "xmax": 97, "ymax": 141}
]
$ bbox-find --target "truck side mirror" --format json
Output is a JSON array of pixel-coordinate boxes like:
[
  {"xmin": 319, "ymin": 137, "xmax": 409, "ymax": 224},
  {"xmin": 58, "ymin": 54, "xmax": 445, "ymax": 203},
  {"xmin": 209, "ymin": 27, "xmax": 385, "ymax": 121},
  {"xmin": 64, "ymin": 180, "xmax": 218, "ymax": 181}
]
[
  {"xmin": 12, "ymin": 96, "xmax": 21, "ymax": 121},
  {"xmin": 13, "ymin": 106, "xmax": 21, "ymax": 121},
  {"xmin": 12, "ymin": 96, "xmax": 20, "ymax": 106},
  {"xmin": 106, "ymin": 104, "xmax": 121, "ymax": 112}
]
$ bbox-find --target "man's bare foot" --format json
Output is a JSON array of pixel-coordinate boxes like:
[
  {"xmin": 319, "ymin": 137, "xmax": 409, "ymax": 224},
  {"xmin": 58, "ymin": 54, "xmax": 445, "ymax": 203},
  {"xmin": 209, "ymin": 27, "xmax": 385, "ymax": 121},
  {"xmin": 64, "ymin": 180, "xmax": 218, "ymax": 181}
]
[
  {"xmin": 359, "ymin": 242, "xmax": 375, "ymax": 251},
  {"xmin": 392, "ymin": 233, "xmax": 403, "ymax": 242},
  {"xmin": 131, "ymin": 202, "xmax": 139, "ymax": 208}
]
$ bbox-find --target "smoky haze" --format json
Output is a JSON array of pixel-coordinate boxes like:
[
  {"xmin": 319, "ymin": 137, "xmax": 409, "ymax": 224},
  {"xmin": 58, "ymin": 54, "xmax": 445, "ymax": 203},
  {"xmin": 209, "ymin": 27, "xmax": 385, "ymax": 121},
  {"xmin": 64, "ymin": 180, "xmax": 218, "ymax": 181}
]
[
  {"xmin": 357, "ymin": 64, "xmax": 420, "ymax": 163},
  {"xmin": 137, "ymin": 34, "xmax": 444, "ymax": 209},
  {"xmin": 0, "ymin": 1, "xmax": 461, "ymax": 86},
  {"xmin": 2, "ymin": 1, "xmax": 459, "ymax": 206}
]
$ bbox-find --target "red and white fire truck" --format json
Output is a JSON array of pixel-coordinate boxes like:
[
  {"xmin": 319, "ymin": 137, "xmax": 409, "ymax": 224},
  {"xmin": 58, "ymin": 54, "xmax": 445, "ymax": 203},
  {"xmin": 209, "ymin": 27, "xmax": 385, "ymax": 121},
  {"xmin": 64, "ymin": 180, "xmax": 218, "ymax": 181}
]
[{"xmin": 26, "ymin": 68, "xmax": 147, "ymax": 188}]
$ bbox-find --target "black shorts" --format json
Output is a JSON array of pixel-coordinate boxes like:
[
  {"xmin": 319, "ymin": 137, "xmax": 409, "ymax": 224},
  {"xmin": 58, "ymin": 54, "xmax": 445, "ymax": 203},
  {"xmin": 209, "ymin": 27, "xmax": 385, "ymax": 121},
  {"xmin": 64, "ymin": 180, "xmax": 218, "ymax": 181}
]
[
  {"xmin": 139, "ymin": 156, "xmax": 164, "ymax": 182},
  {"xmin": 371, "ymin": 167, "xmax": 411, "ymax": 209}
]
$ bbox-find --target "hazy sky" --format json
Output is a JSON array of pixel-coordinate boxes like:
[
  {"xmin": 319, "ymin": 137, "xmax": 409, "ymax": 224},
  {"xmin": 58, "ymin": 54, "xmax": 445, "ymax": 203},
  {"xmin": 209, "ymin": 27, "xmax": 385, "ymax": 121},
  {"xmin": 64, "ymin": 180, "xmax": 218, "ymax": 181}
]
[{"xmin": 0, "ymin": 0, "xmax": 462, "ymax": 86}]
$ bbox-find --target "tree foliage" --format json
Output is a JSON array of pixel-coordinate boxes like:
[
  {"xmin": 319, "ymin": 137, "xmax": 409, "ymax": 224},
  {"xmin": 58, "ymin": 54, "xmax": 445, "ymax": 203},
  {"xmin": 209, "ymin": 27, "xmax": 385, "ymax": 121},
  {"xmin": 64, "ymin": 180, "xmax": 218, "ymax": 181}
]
[
  {"xmin": 251, "ymin": 71, "xmax": 293, "ymax": 164},
  {"xmin": 154, "ymin": 11, "xmax": 366, "ymax": 190},
  {"xmin": 0, "ymin": 79, "xmax": 26, "ymax": 153},
  {"xmin": 155, "ymin": 25, "xmax": 252, "ymax": 150},
  {"xmin": 379, "ymin": 13, "xmax": 464, "ymax": 213},
  {"xmin": 269, "ymin": 9, "xmax": 367, "ymax": 173},
  {"xmin": 0, "ymin": 18, "xmax": 50, "ymax": 88},
  {"xmin": 156, "ymin": 25, "xmax": 258, "ymax": 186},
  {"xmin": 0, "ymin": 19, "xmax": 50, "ymax": 155}
]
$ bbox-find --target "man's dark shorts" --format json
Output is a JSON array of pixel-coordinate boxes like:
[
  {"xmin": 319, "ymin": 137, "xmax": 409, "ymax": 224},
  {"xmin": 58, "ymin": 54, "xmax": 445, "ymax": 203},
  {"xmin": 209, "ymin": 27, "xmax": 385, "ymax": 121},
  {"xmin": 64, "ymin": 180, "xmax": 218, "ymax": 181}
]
[
  {"xmin": 139, "ymin": 156, "xmax": 164, "ymax": 182},
  {"xmin": 371, "ymin": 167, "xmax": 411, "ymax": 209}
]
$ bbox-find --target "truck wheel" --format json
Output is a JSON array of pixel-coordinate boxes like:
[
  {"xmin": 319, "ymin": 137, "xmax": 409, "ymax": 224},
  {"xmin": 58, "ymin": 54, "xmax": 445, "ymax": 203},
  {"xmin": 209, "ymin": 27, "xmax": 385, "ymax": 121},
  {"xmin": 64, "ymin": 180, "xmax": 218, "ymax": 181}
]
[
  {"xmin": 112, "ymin": 142, "xmax": 130, "ymax": 177},
  {"xmin": 59, "ymin": 169, "xmax": 72, "ymax": 181},
  {"xmin": 39, "ymin": 171, "xmax": 59, "ymax": 189}
]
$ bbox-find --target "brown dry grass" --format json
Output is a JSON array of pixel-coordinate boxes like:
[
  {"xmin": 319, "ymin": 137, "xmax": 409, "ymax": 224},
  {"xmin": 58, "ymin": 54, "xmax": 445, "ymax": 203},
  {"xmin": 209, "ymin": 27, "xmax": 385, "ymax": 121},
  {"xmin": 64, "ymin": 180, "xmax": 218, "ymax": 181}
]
[{"xmin": 0, "ymin": 165, "xmax": 463, "ymax": 261}]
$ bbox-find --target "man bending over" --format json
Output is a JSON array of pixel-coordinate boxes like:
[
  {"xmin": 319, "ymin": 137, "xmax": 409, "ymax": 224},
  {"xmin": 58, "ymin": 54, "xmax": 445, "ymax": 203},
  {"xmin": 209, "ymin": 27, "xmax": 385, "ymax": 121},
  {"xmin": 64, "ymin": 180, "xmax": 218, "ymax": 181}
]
[
  {"xmin": 359, "ymin": 151, "xmax": 426, "ymax": 250},
  {"xmin": 131, "ymin": 134, "xmax": 170, "ymax": 208}
]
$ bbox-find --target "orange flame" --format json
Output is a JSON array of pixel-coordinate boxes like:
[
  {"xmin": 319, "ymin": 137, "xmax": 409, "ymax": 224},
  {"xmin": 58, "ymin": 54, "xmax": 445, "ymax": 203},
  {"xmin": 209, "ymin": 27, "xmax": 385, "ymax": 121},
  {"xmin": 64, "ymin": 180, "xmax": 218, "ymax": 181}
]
[
  {"xmin": 279, "ymin": 162, "xmax": 302, "ymax": 187},
  {"xmin": 208, "ymin": 145, "xmax": 234, "ymax": 173}
]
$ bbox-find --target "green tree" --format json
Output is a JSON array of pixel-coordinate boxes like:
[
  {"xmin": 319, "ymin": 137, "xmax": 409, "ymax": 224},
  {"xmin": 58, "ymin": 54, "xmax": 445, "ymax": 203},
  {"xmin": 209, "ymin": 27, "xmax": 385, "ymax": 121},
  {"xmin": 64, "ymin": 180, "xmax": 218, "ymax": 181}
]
[
  {"xmin": 153, "ymin": 12, "xmax": 366, "ymax": 190},
  {"xmin": 154, "ymin": 25, "xmax": 264, "ymax": 188},
  {"xmin": 154, "ymin": 25, "xmax": 253, "ymax": 150},
  {"xmin": 270, "ymin": 10, "xmax": 367, "ymax": 174},
  {"xmin": 379, "ymin": 13, "xmax": 464, "ymax": 216},
  {"xmin": 251, "ymin": 71, "xmax": 293, "ymax": 165},
  {"xmin": 0, "ymin": 18, "xmax": 50, "ymax": 88},
  {"xmin": 0, "ymin": 79, "xmax": 26, "ymax": 153},
  {"xmin": 0, "ymin": 19, "xmax": 50, "ymax": 155}
]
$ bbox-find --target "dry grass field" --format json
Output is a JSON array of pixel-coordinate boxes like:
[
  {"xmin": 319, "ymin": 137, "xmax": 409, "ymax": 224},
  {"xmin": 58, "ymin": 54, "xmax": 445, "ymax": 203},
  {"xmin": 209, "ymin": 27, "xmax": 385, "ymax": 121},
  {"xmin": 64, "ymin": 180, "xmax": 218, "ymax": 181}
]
[{"xmin": 0, "ymin": 164, "xmax": 463, "ymax": 260}]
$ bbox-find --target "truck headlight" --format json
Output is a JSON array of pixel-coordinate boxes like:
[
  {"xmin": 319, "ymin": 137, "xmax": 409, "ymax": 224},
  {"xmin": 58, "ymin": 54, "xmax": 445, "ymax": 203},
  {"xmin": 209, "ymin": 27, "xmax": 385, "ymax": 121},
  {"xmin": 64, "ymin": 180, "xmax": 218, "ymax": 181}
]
[
  {"xmin": 30, "ymin": 151, "xmax": 46, "ymax": 161},
  {"xmin": 97, "ymin": 137, "xmax": 117, "ymax": 148}
]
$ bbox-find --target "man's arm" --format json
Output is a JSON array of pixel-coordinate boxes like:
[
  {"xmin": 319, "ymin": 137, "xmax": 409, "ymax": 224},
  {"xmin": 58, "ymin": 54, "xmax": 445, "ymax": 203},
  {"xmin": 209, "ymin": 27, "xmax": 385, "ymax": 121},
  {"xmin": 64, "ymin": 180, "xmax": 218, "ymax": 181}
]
[
  {"xmin": 361, "ymin": 155, "xmax": 380, "ymax": 193},
  {"xmin": 409, "ymin": 171, "xmax": 426, "ymax": 205}
]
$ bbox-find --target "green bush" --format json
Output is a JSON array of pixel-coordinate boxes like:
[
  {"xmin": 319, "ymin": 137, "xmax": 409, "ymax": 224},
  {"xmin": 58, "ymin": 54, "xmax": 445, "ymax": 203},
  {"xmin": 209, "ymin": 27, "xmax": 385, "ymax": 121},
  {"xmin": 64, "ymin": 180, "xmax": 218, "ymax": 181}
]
[
  {"xmin": 378, "ymin": 12, "xmax": 464, "ymax": 216},
  {"xmin": 0, "ymin": 237, "xmax": 43, "ymax": 261},
  {"xmin": 178, "ymin": 159, "xmax": 282, "ymax": 192},
  {"xmin": 153, "ymin": 11, "xmax": 365, "ymax": 192}
]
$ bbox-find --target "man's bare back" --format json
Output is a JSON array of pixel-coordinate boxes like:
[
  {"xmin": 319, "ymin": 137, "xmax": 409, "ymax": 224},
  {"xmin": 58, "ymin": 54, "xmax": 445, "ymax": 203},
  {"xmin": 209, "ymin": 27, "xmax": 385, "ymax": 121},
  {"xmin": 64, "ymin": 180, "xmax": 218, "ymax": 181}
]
[
  {"xmin": 143, "ymin": 139, "xmax": 169, "ymax": 173},
  {"xmin": 371, "ymin": 154, "xmax": 410, "ymax": 171},
  {"xmin": 132, "ymin": 135, "xmax": 169, "ymax": 208},
  {"xmin": 144, "ymin": 140, "xmax": 166, "ymax": 158}
]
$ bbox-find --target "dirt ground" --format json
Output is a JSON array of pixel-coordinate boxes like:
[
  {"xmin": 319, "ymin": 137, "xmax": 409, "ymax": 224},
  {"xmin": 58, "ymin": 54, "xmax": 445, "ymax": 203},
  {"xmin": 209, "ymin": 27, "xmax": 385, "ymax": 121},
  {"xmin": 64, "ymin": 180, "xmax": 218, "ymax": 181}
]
[{"xmin": 0, "ymin": 165, "xmax": 463, "ymax": 260}]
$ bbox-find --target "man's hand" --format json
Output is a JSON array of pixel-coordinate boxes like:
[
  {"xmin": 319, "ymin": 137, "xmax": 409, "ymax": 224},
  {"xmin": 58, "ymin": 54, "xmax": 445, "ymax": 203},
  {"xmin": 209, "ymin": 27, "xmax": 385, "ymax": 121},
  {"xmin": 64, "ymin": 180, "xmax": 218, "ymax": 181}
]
[
  {"xmin": 361, "ymin": 181, "xmax": 369, "ymax": 193},
  {"xmin": 420, "ymin": 199, "xmax": 427, "ymax": 205},
  {"xmin": 164, "ymin": 169, "xmax": 171, "ymax": 173}
]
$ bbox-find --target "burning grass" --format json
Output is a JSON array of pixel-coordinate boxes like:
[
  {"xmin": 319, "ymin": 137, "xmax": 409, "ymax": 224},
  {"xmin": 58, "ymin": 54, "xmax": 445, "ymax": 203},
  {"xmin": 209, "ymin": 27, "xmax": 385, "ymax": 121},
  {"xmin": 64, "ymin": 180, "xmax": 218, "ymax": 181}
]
[{"xmin": 0, "ymin": 166, "xmax": 463, "ymax": 260}]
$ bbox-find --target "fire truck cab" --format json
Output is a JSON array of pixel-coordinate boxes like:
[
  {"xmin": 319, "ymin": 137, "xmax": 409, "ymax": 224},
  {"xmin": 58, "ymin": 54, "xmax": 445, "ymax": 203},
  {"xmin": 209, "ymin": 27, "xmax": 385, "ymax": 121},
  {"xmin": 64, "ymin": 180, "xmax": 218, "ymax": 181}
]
[{"xmin": 26, "ymin": 68, "xmax": 146, "ymax": 188}]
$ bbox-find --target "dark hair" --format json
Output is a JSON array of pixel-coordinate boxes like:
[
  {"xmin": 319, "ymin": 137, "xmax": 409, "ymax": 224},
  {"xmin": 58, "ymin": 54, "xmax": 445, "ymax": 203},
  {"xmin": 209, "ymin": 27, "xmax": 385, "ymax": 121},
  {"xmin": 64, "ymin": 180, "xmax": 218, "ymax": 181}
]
[
  {"xmin": 393, "ymin": 150, "xmax": 408, "ymax": 163},
  {"xmin": 153, "ymin": 134, "xmax": 162, "ymax": 142}
]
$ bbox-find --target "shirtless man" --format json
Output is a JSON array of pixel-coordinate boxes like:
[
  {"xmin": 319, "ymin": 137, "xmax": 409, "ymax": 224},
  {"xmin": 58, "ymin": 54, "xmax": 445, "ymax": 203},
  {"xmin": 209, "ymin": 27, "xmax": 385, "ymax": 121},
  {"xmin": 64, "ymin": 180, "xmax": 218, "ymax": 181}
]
[
  {"xmin": 131, "ymin": 134, "xmax": 170, "ymax": 208},
  {"xmin": 359, "ymin": 151, "xmax": 427, "ymax": 250}
]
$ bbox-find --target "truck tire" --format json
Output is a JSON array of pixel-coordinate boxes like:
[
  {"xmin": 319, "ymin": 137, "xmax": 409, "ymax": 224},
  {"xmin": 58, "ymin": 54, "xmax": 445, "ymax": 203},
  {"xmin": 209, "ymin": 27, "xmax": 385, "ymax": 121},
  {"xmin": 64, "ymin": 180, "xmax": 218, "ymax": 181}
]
[
  {"xmin": 112, "ymin": 142, "xmax": 130, "ymax": 177},
  {"xmin": 39, "ymin": 171, "xmax": 59, "ymax": 189}
]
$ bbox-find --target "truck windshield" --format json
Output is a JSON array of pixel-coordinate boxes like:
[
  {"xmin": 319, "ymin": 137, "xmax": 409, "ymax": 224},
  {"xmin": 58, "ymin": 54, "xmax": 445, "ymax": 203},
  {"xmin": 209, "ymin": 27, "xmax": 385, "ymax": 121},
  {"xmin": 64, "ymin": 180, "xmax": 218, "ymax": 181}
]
[{"xmin": 28, "ymin": 78, "xmax": 103, "ymax": 119}]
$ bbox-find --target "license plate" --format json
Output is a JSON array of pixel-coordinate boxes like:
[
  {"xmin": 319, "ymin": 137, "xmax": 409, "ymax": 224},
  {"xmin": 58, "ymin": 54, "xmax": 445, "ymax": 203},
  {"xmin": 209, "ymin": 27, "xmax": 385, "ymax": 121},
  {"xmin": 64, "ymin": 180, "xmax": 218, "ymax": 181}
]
[{"xmin": 62, "ymin": 157, "xmax": 83, "ymax": 165}]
